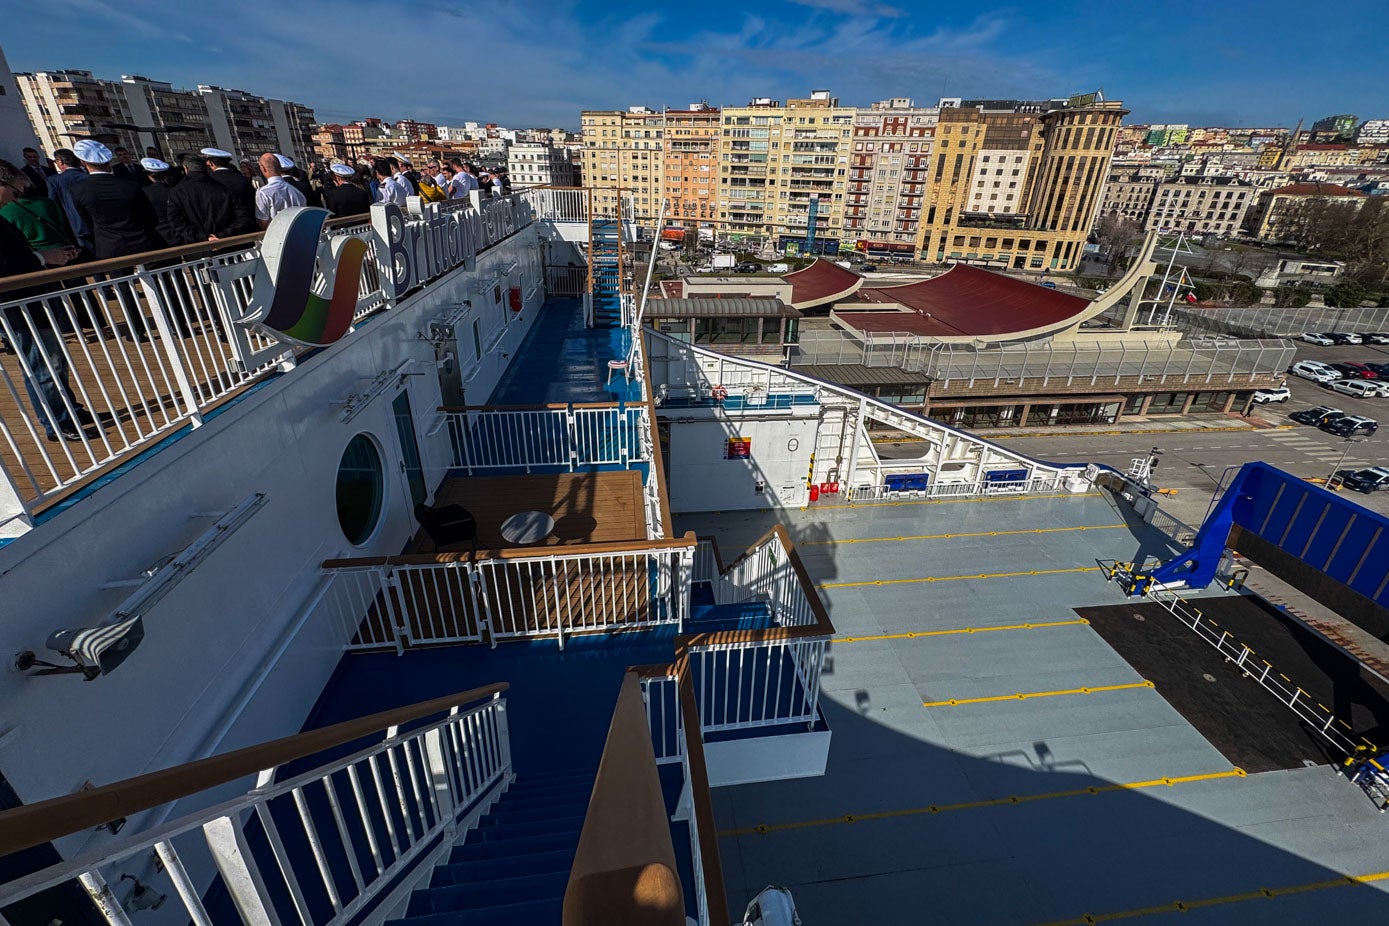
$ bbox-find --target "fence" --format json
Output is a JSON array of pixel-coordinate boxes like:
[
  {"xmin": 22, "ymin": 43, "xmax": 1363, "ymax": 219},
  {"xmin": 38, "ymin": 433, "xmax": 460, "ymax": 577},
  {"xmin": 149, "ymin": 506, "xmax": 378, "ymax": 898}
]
[
  {"xmin": 0, "ymin": 198, "xmax": 536, "ymax": 528},
  {"xmin": 441, "ymin": 405, "xmax": 645, "ymax": 474},
  {"xmin": 323, "ymin": 540, "xmax": 695, "ymax": 651},
  {"xmin": 1168, "ymin": 304, "xmax": 1389, "ymax": 338},
  {"xmin": 0, "ymin": 690, "xmax": 512, "ymax": 926},
  {"xmin": 845, "ymin": 469, "xmax": 1069, "ymax": 502},
  {"xmin": 687, "ymin": 637, "xmax": 825, "ymax": 733}
]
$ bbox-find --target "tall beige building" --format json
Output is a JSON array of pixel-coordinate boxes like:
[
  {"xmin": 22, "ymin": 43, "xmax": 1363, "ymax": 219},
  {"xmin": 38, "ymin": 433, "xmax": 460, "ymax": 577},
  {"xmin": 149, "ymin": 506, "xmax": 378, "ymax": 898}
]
[
  {"xmin": 120, "ymin": 75, "xmax": 211, "ymax": 157},
  {"xmin": 580, "ymin": 106, "xmax": 665, "ymax": 223},
  {"xmin": 1146, "ymin": 175, "xmax": 1254, "ymax": 235},
  {"xmin": 662, "ymin": 103, "xmax": 720, "ymax": 230},
  {"xmin": 715, "ymin": 97, "xmax": 781, "ymax": 243},
  {"xmin": 846, "ymin": 98, "xmax": 938, "ymax": 255},
  {"xmin": 16, "ymin": 70, "xmax": 137, "ymax": 155},
  {"xmin": 916, "ymin": 95, "xmax": 1126, "ymax": 272}
]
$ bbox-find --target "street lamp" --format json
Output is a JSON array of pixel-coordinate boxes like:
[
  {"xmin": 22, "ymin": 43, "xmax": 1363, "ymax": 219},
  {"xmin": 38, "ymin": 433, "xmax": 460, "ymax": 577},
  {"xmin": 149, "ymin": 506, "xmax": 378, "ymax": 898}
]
[{"xmin": 1328, "ymin": 436, "xmax": 1366, "ymax": 484}]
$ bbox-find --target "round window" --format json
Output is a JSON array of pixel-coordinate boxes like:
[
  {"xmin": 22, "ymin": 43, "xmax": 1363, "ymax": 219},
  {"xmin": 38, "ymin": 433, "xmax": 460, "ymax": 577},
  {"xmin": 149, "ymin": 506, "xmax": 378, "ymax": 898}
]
[{"xmin": 336, "ymin": 434, "xmax": 384, "ymax": 546}]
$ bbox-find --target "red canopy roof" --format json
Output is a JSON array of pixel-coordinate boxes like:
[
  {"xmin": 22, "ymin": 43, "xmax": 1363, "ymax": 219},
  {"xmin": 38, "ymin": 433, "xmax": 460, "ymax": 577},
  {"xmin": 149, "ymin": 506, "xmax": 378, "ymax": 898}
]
[
  {"xmin": 782, "ymin": 258, "xmax": 862, "ymax": 309},
  {"xmin": 845, "ymin": 264, "xmax": 1090, "ymax": 338}
]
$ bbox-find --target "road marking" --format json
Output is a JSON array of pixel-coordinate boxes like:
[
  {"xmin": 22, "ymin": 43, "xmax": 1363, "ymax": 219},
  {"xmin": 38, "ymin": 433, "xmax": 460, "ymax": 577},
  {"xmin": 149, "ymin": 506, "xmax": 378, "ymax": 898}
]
[
  {"xmin": 820, "ymin": 565, "xmax": 1102, "ymax": 588},
  {"xmin": 719, "ymin": 767, "xmax": 1246, "ymax": 838},
  {"xmin": 834, "ymin": 618, "xmax": 1090, "ymax": 644},
  {"xmin": 1033, "ymin": 869, "xmax": 1389, "ymax": 925},
  {"xmin": 802, "ymin": 524, "xmax": 1124, "ymax": 546},
  {"xmin": 922, "ymin": 680, "xmax": 1154, "ymax": 707},
  {"xmin": 997, "ymin": 424, "xmax": 1292, "ymax": 439}
]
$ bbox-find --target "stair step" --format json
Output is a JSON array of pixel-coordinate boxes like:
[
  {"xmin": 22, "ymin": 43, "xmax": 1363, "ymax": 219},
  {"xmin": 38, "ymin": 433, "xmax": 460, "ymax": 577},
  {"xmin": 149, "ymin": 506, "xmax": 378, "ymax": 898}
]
[
  {"xmin": 387, "ymin": 897, "xmax": 563, "ymax": 926},
  {"xmin": 408, "ymin": 870, "xmax": 569, "ymax": 914},
  {"xmin": 432, "ymin": 847, "xmax": 576, "ymax": 886},
  {"xmin": 463, "ymin": 814, "xmax": 588, "ymax": 842},
  {"xmin": 496, "ymin": 785, "xmax": 593, "ymax": 809},
  {"xmin": 481, "ymin": 802, "xmax": 590, "ymax": 826},
  {"xmin": 516, "ymin": 767, "xmax": 597, "ymax": 784},
  {"xmin": 450, "ymin": 829, "xmax": 580, "ymax": 863}
]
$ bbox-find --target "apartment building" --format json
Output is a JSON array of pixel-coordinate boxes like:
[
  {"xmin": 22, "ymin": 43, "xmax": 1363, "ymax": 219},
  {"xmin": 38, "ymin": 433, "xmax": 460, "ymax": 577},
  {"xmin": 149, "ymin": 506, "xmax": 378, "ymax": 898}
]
[
  {"xmin": 313, "ymin": 124, "xmax": 348, "ymax": 162},
  {"xmin": 846, "ymin": 98, "xmax": 938, "ymax": 255},
  {"xmin": 662, "ymin": 103, "xmax": 720, "ymax": 229},
  {"xmin": 508, "ymin": 141, "xmax": 576, "ymax": 188},
  {"xmin": 580, "ymin": 106, "xmax": 664, "ymax": 223},
  {"xmin": 1246, "ymin": 182, "xmax": 1368, "ymax": 242},
  {"xmin": 0, "ymin": 47, "xmax": 41, "ymax": 162},
  {"xmin": 716, "ymin": 97, "xmax": 781, "ymax": 244},
  {"xmin": 1097, "ymin": 169, "xmax": 1158, "ymax": 225},
  {"xmin": 119, "ymin": 75, "xmax": 211, "ymax": 157},
  {"xmin": 16, "ymin": 69, "xmax": 137, "ymax": 155},
  {"xmin": 766, "ymin": 91, "xmax": 854, "ymax": 254},
  {"xmin": 915, "ymin": 95, "xmax": 1126, "ymax": 272},
  {"xmin": 1146, "ymin": 175, "xmax": 1254, "ymax": 235}
]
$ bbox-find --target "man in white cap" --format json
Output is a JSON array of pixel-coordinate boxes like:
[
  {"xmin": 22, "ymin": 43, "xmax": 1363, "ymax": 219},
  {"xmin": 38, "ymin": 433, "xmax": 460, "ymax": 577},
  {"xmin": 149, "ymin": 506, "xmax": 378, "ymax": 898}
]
[
  {"xmin": 68, "ymin": 139, "xmax": 163, "ymax": 260},
  {"xmin": 139, "ymin": 157, "xmax": 178, "ymax": 245},
  {"xmin": 277, "ymin": 154, "xmax": 319, "ymax": 207},
  {"xmin": 254, "ymin": 152, "xmax": 305, "ymax": 227},
  {"xmin": 202, "ymin": 146, "xmax": 257, "ymax": 233},
  {"xmin": 322, "ymin": 163, "xmax": 371, "ymax": 217}
]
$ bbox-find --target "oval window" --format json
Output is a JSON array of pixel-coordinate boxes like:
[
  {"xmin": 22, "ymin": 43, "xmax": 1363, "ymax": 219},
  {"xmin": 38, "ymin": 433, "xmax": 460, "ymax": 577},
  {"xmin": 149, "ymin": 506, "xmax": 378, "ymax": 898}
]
[{"xmin": 336, "ymin": 434, "xmax": 384, "ymax": 545}]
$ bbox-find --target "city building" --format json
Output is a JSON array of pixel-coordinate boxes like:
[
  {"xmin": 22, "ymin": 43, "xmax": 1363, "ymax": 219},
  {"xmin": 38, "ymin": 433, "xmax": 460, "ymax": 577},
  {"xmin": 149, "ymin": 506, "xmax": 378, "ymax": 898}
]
[
  {"xmin": 845, "ymin": 98, "xmax": 939, "ymax": 257},
  {"xmin": 1246, "ymin": 181, "xmax": 1369, "ymax": 242},
  {"xmin": 1097, "ymin": 169, "xmax": 1158, "ymax": 225},
  {"xmin": 1312, "ymin": 113, "xmax": 1358, "ymax": 141},
  {"xmin": 16, "ymin": 69, "xmax": 137, "ymax": 154},
  {"xmin": 200, "ymin": 86, "xmax": 315, "ymax": 166},
  {"xmin": 0, "ymin": 46, "xmax": 39, "ymax": 162},
  {"xmin": 915, "ymin": 93, "xmax": 1127, "ymax": 272},
  {"xmin": 715, "ymin": 97, "xmax": 781, "ymax": 245},
  {"xmin": 507, "ymin": 141, "xmax": 576, "ymax": 188},
  {"xmin": 1283, "ymin": 144, "xmax": 1362, "ymax": 169},
  {"xmin": 1357, "ymin": 119, "xmax": 1389, "ymax": 146},
  {"xmin": 120, "ymin": 75, "xmax": 211, "ymax": 157},
  {"xmin": 580, "ymin": 106, "xmax": 665, "ymax": 222},
  {"xmin": 1146, "ymin": 175, "xmax": 1254, "ymax": 236},
  {"xmin": 661, "ymin": 103, "xmax": 720, "ymax": 230},
  {"xmin": 313, "ymin": 123, "xmax": 348, "ymax": 162}
]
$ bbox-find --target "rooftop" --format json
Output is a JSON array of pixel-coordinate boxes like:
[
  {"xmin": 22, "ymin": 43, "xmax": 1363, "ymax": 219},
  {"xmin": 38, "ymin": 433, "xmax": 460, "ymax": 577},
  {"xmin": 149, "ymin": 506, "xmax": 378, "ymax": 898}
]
[
  {"xmin": 645, "ymin": 297, "xmax": 800, "ymax": 319},
  {"xmin": 781, "ymin": 258, "xmax": 863, "ymax": 309},
  {"xmin": 1268, "ymin": 182, "xmax": 1368, "ymax": 197}
]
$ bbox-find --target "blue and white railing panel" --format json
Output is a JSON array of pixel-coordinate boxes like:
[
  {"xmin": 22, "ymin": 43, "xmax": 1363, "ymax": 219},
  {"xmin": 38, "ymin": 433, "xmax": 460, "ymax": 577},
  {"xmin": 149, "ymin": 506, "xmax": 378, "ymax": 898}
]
[{"xmin": 441, "ymin": 405, "xmax": 645, "ymax": 474}]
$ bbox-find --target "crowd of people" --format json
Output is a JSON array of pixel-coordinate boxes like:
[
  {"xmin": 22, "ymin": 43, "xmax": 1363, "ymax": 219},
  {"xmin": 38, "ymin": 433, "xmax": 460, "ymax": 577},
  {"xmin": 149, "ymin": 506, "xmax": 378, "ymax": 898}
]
[
  {"xmin": 1, "ymin": 141, "xmax": 512, "ymax": 274},
  {"xmin": 0, "ymin": 140, "xmax": 512, "ymax": 444}
]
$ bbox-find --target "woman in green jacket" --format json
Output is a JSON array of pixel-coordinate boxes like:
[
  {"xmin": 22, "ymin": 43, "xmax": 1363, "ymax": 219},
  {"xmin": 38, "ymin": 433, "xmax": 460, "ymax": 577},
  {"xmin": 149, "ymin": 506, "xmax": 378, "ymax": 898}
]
[{"xmin": 0, "ymin": 170, "xmax": 79, "ymax": 254}]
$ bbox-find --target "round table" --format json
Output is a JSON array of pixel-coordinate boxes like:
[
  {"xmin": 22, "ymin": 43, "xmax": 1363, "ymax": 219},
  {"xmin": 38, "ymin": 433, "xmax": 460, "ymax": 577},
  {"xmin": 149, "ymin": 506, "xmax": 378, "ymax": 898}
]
[{"xmin": 500, "ymin": 510, "xmax": 555, "ymax": 545}]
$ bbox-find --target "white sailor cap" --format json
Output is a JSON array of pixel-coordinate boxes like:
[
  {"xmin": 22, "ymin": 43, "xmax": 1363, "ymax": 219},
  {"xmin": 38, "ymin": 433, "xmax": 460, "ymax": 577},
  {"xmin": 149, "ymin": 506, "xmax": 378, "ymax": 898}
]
[
  {"xmin": 200, "ymin": 147, "xmax": 233, "ymax": 159},
  {"xmin": 275, "ymin": 154, "xmax": 295, "ymax": 170},
  {"xmin": 393, "ymin": 151, "xmax": 412, "ymax": 165},
  {"xmin": 140, "ymin": 157, "xmax": 171, "ymax": 172},
  {"xmin": 73, "ymin": 139, "xmax": 113, "ymax": 164},
  {"xmin": 329, "ymin": 163, "xmax": 356, "ymax": 177}
]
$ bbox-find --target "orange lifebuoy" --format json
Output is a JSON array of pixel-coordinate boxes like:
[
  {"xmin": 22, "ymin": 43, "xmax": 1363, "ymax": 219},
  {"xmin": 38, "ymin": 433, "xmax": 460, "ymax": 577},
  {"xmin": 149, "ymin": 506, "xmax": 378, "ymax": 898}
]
[{"xmin": 711, "ymin": 385, "xmax": 728, "ymax": 402}]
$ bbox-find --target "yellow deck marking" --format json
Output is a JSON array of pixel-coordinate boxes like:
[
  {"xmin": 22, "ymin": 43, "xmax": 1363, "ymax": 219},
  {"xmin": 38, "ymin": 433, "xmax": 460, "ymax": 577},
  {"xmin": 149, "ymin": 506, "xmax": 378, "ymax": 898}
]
[
  {"xmin": 834, "ymin": 618, "xmax": 1089, "ymax": 644},
  {"xmin": 820, "ymin": 565, "xmax": 1101, "ymax": 589},
  {"xmin": 719, "ymin": 768, "xmax": 1245, "ymax": 838},
  {"xmin": 922, "ymin": 680, "xmax": 1154, "ymax": 708},
  {"xmin": 1034, "ymin": 868, "xmax": 1389, "ymax": 925},
  {"xmin": 809, "ymin": 491, "xmax": 1094, "ymax": 510},
  {"xmin": 801, "ymin": 524, "xmax": 1124, "ymax": 546}
]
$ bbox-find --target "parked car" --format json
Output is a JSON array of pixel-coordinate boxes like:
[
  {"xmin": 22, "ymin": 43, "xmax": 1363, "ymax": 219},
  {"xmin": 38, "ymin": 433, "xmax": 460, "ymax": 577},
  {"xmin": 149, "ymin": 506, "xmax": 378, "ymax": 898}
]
[
  {"xmin": 1331, "ymin": 361, "xmax": 1379, "ymax": 379},
  {"xmin": 1336, "ymin": 467, "xmax": 1389, "ymax": 493},
  {"xmin": 1365, "ymin": 362, "xmax": 1389, "ymax": 378},
  {"xmin": 1329, "ymin": 332, "xmax": 1364, "ymax": 345},
  {"xmin": 1366, "ymin": 333, "xmax": 1389, "ymax": 345},
  {"xmin": 1322, "ymin": 414, "xmax": 1378, "ymax": 437},
  {"xmin": 735, "ymin": 261, "xmax": 762, "ymax": 273},
  {"xmin": 1331, "ymin": 379, "xmax": 1382, "ymax": 399},
  {"xmin": 1251, "ymin": 386, "xmax": 1291, "ymax": 403},
  {"xmin": 1290, "ymin": 405, "xmax": 1344, "ymax": 425},
  {"xmin": 1300, "ymin": 332, "xmax": 1335, "ymax": 345},
  {"xmin": 1290, "ymin": 360, "xmax": 1340, "ymax": 383},
  {"xmin": 860, "ymin": 264, "xmax": 878, "ymax": 273},
  {"xmin": 1041, "ymin": 281, "xmax": 1058, "ymax": 289}
]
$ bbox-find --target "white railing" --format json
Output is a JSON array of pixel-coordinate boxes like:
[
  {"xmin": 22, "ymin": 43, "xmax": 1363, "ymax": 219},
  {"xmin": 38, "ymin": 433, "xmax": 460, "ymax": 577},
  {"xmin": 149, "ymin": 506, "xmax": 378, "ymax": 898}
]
[
  {"xmin": 545, "ymin": 265, "xmax": 588, "ymax": 297},
  {"xmin": 721, "ymin": 532, "xmax": 820, "ymax": 629},
  {"xmin": 325, "ymin": 542, "xmax": 695, "ymax": 651},
  {"xmin": 528, "ymin": 187, "xmax": 589, "ymax": 222},
  {"xmin": 442, "ymin": 406, "xmax": 645, "ymax": 474},
  {"xmin": 688, "ymin": 637, "xmax": 826, "ymax": 733},
  {"xmin": 845, "ymin": 471, "xmax": 1071, "ymax": 502},
  {"xmin": 1146, "ymin": 586, "xmax": 1366, "ymax": 756},
  {"xmin": 692, "ymin": 539, "xmax": 720, "ymax": 585},
  {"xmin": 0, "ymin": 693, "xmax": 513, "ymax": 926},
  {"xmin": 640, "ymin": 673, "xmax": 682, "ymax": 765}
]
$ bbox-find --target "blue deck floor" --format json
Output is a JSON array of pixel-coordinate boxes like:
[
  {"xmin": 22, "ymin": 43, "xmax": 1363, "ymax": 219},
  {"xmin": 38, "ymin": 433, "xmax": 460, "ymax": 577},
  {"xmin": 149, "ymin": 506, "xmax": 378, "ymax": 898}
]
[{"xmin": 489, "ymin": 298, "xmax": 641, "ymax": 406}]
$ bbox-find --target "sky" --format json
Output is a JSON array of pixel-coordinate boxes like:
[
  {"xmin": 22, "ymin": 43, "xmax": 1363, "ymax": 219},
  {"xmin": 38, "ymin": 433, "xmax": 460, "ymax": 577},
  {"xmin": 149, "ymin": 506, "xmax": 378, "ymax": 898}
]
[{"xmin": 3, "ymin": 0, "xmax": 1385, "ymax": 131}]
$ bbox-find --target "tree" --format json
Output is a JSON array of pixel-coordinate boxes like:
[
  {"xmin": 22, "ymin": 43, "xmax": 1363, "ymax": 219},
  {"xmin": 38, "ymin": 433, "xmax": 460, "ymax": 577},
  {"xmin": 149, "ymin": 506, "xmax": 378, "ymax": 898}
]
[
  {"xmin": 1325, "ymin": 280, "xmax": 1367, "ymax": 308},
  {"xmin": 1274, "ymin": 285, "xmax": 1312, "ymax": 308},
  {"xmin": 1229, "ymin": 281, "xmax": 1263, "ymax": 305},
  {"xmin": 1094, "ymin": 214, "xmax": 1144, "ymax": 274}
]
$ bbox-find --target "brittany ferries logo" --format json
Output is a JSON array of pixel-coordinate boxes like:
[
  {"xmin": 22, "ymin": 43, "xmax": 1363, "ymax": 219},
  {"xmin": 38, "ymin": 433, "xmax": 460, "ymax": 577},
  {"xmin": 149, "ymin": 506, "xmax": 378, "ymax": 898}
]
[{"xmin": 247, "ymin": 207, "xmax": 368, "ymax": 347}]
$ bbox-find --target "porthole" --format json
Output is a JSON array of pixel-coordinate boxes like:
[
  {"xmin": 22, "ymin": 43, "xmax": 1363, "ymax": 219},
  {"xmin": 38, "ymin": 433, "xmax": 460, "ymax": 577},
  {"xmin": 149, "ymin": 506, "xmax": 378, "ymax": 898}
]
[{"xmin": 336, "ymin": 434, "xmax": 385, "ymax": 546}]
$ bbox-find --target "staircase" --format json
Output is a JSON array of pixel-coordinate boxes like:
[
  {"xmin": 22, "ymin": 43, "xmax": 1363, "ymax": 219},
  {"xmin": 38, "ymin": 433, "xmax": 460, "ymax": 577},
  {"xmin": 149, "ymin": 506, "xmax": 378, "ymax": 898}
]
[
  {"xmin": 589, "ymin": 218, "xmax": 623, "ymax": 329},
  {"xmin": 387, "ymin": 769, "xmax": 596, "ymax": 926}
]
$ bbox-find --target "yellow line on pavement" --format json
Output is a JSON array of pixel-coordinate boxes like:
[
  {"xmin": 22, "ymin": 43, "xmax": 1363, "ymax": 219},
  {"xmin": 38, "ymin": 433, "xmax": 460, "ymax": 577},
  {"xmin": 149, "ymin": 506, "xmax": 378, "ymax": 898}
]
[
  {"xmin": 994, "ymin": 424, "xmax": 1296, "ymax": 439},
  {"xmin": 802, "ymin": 524, "xmax": 1124, "ymax": 546},
  {"xmin": 810, "ymin": 492, "xmax": 1093, "ymax": 510},
  {"xmin": 834, "ymin": 618, "xmax": 1090, "ymax": 644},
  {"xmin": 719, "ymin": 767, "xmax": 1245, "ymax": 838},
  {"xmin": 1034, "ymin": 868, "xmax": 1389, "ymax": 925},
  {"xmin": 922, "ymin": 680, "xmax": 1154, "ymax": 708},
  {"xmin": 820, "ymin": 565, "xmax": 1102, "ymax": 588}
]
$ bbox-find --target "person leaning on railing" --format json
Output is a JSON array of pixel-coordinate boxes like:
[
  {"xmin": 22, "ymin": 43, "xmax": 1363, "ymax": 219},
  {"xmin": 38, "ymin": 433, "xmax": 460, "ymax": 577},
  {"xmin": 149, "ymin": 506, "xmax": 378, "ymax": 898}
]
[{"xmin": 0, "ymin": 158, "xmax": 95, "ymax": 442}]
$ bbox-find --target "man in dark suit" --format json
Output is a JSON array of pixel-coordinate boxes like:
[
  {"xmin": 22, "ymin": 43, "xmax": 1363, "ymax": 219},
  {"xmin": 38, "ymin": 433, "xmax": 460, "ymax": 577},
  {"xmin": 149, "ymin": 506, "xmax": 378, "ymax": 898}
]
[
  {"xmin": 46, "ymin": 149, "xmax": 93, "ymax": 252},
  {"xmin": 202, "ymin": 147, "xmax": 258, "ymax": 234},
  {"xmin": 19, "ymin": 148, "xmax": 55, "ymax": 199},
  {"xmin": 321, "ymin": 163, "xmax": 372, "ymax": 217},
  {"xmin": 139, "ymin": 158, "xmax": 179, "ymax": 245},
  {"xmin": 167, "ymin": 154, "xmax": 249, "ymax": 243},
  {"xmin": 111, "ymin": 147, "xmax": 150, "ymax": 187},
  {"xmin": 67, "ymin": 140, "xmax": 163, "ymax": 260}
]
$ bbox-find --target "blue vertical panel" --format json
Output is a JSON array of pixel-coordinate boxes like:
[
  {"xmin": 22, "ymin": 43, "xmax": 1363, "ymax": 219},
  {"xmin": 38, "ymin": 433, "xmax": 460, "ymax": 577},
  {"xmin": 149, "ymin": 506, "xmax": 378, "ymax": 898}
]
[
  {"xmin": 1282, "ymin": 493, "xmax": 1331, "ymax": 556},
  {"xmin": 1302, "ymin": 504, "xmax": 1354, "ymax": 572},
  {"xmin": 1324, "ymin": 515, "xmax": 1380, "ymax": 583}
]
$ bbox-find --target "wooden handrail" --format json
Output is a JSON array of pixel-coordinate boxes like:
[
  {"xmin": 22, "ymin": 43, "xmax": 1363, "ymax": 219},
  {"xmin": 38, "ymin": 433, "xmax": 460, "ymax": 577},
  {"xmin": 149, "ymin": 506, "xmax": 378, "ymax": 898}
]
[
  {"xmin": 321, "ymin": 532, "xmax": 698, "ymax": 570},
  {"xmin": 695, "ymin": 535, "xmax": 727, "ymax": 574},
  {"xmin": 563, "ymin": 672, "xmax": 683, "ymax": 925},
  {"xmin": 0, "ymin": 683, "xmax": 507, "ymax": 857}
]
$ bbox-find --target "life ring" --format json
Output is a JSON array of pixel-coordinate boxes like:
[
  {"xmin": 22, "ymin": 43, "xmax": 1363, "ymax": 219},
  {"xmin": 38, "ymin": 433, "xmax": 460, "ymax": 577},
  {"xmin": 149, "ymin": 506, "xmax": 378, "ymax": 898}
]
[{"xmin": 711, "ymin": 385, "xmax": 728, "ymax": 402}]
